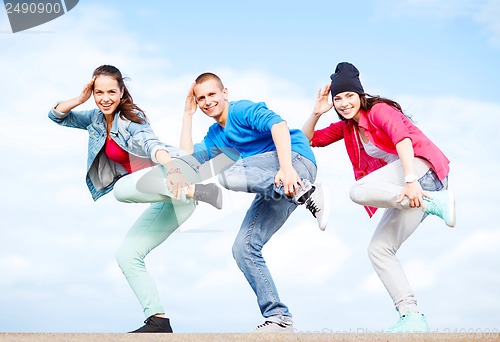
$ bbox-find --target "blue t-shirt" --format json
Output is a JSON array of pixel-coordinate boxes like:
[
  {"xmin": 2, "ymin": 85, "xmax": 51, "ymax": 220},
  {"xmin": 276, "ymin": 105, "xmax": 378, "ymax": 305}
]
[{"xmin": 193, "ymin": 100, "xmax": 316, "ymax": 165}]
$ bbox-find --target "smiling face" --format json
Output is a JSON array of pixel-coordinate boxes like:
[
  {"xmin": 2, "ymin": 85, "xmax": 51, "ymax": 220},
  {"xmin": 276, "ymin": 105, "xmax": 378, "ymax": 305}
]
[
  {"xmin": 93, "ymin": 75, "xmax": 124, "ymax": 115},
  {"xmin": 333, "ymin": 91, "xmax": 361, "ymax": 121},
  {"xmin": 193, "ymin": 78, "xmax": 228, "ymax": 121}
]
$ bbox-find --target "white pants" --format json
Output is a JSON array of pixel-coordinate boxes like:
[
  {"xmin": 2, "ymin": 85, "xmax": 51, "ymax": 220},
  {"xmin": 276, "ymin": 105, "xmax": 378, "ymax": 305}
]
[{"xmin": 349, "ymin": 158, "xmax": 447, "ymax": 315}]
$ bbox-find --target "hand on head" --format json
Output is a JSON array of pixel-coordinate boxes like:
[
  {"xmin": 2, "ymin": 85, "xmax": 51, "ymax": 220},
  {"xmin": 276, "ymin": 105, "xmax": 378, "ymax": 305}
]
[
  {"xmin": 78, "ymin": 76, "xmax": 96, "ymax": 105},
  {"xmin": 184, "ymin": 82, "xmax": 198, "ymax": 116},
  {"xmin": 313, "ymin": 83, "xmax": 334, "ymax": 116}
]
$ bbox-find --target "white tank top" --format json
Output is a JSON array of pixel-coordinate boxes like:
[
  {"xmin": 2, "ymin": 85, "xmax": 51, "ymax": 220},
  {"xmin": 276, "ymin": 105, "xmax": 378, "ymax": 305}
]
[{"xmin": 361, "ymin": 137, "xmax": 399, "ymax": 164}]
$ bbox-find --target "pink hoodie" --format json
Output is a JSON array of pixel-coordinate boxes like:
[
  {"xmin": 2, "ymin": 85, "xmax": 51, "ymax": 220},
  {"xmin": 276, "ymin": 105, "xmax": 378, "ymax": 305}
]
[{"xmin": 311, "ymin": 102, "xmax": 450, "ymax": 217}]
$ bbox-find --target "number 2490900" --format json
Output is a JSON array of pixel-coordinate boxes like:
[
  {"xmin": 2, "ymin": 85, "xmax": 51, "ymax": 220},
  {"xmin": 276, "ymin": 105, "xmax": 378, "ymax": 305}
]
[{"xmin": 5, "ymin": 2, "xmax": 62, "ymax": 14}]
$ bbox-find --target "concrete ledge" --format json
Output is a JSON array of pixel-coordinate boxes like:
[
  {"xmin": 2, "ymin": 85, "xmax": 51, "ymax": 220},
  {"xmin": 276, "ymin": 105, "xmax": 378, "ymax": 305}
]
[{"xmin": 1, "ymin": 333, "xmax": 498, "ymax": 341}]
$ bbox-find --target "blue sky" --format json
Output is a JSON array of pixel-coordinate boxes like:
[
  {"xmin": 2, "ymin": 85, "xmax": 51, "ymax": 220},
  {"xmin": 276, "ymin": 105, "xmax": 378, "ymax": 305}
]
[{"xmin": 0, "ymin": 0, "xmax": 499, "ymax": 334}]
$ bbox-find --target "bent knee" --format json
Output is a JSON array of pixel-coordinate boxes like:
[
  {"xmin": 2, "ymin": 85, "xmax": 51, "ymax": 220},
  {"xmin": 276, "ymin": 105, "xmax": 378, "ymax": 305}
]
[
  {"xmin": 231, "ymin": 238, "xmax": 245, "ymax": 262},
  {"xmin": 218, "ymin": 163, "xmax": 248, "ymax": 191},
  {"xmin": 349, "ymin": 183, "xmax": 366, "ymax": 204},
  {"xmin": 218, "ymin": 172, "xmax": 230, "ymax": 190},
  {"xmin": 232, "ymin": 236, "xmax": 258, "ymax": 265},
  {"xmin": 115, "ymin": 247, "xmax": 129, "ymax": 269},
  {"xmin": 366, "ymin": 241, "xmax": 378, "ymax": 261},
  {"xmin": 116, "ymin": 246, "xmax": 143, "ymax": 270},
  {"xmin": 113, "ymin": 179, "xmax": 134, "ymax": 203},
  {"xmin": 367, "ymin": 239, "xmax": 396, "ymax": 262}
]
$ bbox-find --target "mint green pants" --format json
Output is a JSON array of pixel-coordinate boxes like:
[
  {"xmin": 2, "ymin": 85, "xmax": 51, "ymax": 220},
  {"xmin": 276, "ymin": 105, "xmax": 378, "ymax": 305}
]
[{"xmin": 113, "ymin": 166, "xmax": 196, "ymax": 318}]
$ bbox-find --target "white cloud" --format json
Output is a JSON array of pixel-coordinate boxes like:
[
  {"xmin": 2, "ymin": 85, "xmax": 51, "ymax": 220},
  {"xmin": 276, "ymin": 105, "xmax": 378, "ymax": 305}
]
[
  {"xmin": 374, "ymin": 0, "xmax": 500, "ymax": 46},
  {"xmin": 0, "ymin": 254, "xmax": 64, "ymax": 286},
  {"xmin": 361, "ymin": 272, "xmax": 386, "ymax": 294},
  {"xmin": 1, "ymin": 0, "xmax": 499, "ymax": 333},
  {"xmin": 38, "ymin": 166, "xmax": 83, "ymax": 183},
  {"xmin": 473, "ymin": 0, "xmax": 500, "ymax": 46},
  {"xmin": 361, "ymin": 227, "xmax": 500, "ymax": 294},
  {"xmin": 266, "ymin": 222, "xmax": 352, "ymax": 285}
]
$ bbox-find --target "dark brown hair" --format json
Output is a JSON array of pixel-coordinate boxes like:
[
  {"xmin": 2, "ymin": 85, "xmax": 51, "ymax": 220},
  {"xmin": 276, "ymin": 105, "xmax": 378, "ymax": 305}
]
[
  {"xmin": 92, "ymin": 65, "xmax": 146, "ymax": 124},
  {"xmin": 336, "ymin": 93, "xmax": 405, "ymax": 121},
  {"xmin": 361, "ymin": 93, "xmax": 402, "ymax": 111}
]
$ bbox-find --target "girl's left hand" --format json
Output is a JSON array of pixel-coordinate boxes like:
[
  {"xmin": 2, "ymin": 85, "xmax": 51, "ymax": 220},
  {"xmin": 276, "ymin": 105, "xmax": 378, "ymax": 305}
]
[
  {"xmin": 166, "ymin": 171, "xmax": 190, "ymax": 200},
  {"xmin": 397, "ymin": 181, "xmax": 426, "ymax": 208}
]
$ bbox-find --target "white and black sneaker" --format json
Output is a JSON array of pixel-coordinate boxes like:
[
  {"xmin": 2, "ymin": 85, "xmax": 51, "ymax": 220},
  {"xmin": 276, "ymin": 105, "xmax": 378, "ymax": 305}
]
[
  {"xmin": 297, "ymin": 183, "xmax": 330, "ymax": 231},
  {"xmin": 255, "ymin": 320, "xmax": 294, "ymax": 333}
]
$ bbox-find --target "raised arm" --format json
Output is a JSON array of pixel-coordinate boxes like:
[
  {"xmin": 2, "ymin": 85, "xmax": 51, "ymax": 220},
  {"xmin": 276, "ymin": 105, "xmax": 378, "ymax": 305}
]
[
  {"xmin": 302, "ymin": 83, "xmax": 334, "ymax": 141},
  {"xmin": 180, "ymin": 82, "xmax": 197, "ymax": 154},
  {"xmin": 55, "ymin": 77, "xmax": 95, "ymax": 113}
]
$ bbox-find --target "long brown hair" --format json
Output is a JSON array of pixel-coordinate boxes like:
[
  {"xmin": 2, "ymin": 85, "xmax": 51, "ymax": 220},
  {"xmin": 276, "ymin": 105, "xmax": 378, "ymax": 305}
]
[
  {"xmin": 336, "ymin": 93, "xmax": 406, "ymax": 121},
  {"xmin": 360, "ymin": 93, "xmax": 402, "ymax": 112},
  {"xmin": 92, "ymin": 65, "xmax": 146, "ymax": 124}
]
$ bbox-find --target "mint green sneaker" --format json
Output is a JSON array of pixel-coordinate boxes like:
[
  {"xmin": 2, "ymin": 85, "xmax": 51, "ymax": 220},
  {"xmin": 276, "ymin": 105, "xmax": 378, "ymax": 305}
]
[
  {"xmin": 385, "ymin": 311, "xmax": 430, "ymax": 333},
  {"xmin": 423, "ymin": 190, "xmax": 456, "ymax": 227}
]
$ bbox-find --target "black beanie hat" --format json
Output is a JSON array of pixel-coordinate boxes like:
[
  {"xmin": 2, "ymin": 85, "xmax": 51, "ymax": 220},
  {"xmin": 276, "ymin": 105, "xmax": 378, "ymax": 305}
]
[{"xmin": 330, "ymin": 62, "xmax": 364, "ymax": 97}]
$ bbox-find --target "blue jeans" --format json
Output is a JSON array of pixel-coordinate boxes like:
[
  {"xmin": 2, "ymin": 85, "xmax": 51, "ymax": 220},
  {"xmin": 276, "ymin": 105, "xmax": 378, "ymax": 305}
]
[{"xmin": 218, "ymin": 152, "xmax": 317, "ymax": 319}]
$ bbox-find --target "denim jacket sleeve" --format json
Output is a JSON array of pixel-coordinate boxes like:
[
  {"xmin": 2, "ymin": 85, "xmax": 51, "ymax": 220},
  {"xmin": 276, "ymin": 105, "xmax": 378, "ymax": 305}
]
[
  {"xmin": 48, "ymin": 104, "xmax": 98, "ymax": 130},
  {"xmin": 119, "ymin": 118, "xmax": 171, "ymax": 164}
]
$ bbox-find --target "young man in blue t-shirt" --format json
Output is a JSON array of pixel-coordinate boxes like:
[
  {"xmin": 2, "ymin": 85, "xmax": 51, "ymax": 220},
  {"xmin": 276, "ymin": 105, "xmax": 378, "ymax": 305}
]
[{"xmin": 180, "ymin": 73, "xmax": 329, "ymax": 332}]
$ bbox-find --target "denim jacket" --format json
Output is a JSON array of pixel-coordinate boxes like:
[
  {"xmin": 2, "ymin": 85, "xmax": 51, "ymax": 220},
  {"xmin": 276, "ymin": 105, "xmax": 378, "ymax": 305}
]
[{"xmin": 48, "ymin": 106, "xmax": 190, "ymax": 201}]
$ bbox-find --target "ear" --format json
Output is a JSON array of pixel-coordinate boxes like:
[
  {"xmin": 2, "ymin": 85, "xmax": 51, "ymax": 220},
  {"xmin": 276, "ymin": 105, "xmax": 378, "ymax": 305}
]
[{"xmin": 223, "ymin": 87, "xmax": 228, "ymax": 101}]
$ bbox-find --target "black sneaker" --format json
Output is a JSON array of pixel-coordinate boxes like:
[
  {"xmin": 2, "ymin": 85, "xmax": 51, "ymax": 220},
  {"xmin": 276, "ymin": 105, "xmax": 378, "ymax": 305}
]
[
  {"xmin": 129, "ymin": 316, "xmax": 173, "ymax": 333},
  {"xmin": 194, "ymin": 183, "xmax": 223, "ymax": 210}
]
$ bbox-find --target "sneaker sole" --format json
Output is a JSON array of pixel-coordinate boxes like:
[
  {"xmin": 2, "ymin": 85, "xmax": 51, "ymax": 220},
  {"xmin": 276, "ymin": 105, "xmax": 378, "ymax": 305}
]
[
  {"xmin": 446, "ymin": 190, "xmax": 456, "ymax": 228},
  {"xmin": 315, "ymin": 183, "xmax": 330, "ymax": 231},
  {"xmin": 215, "ymin": 187, "xmax": 223, "ymax": 210}
]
